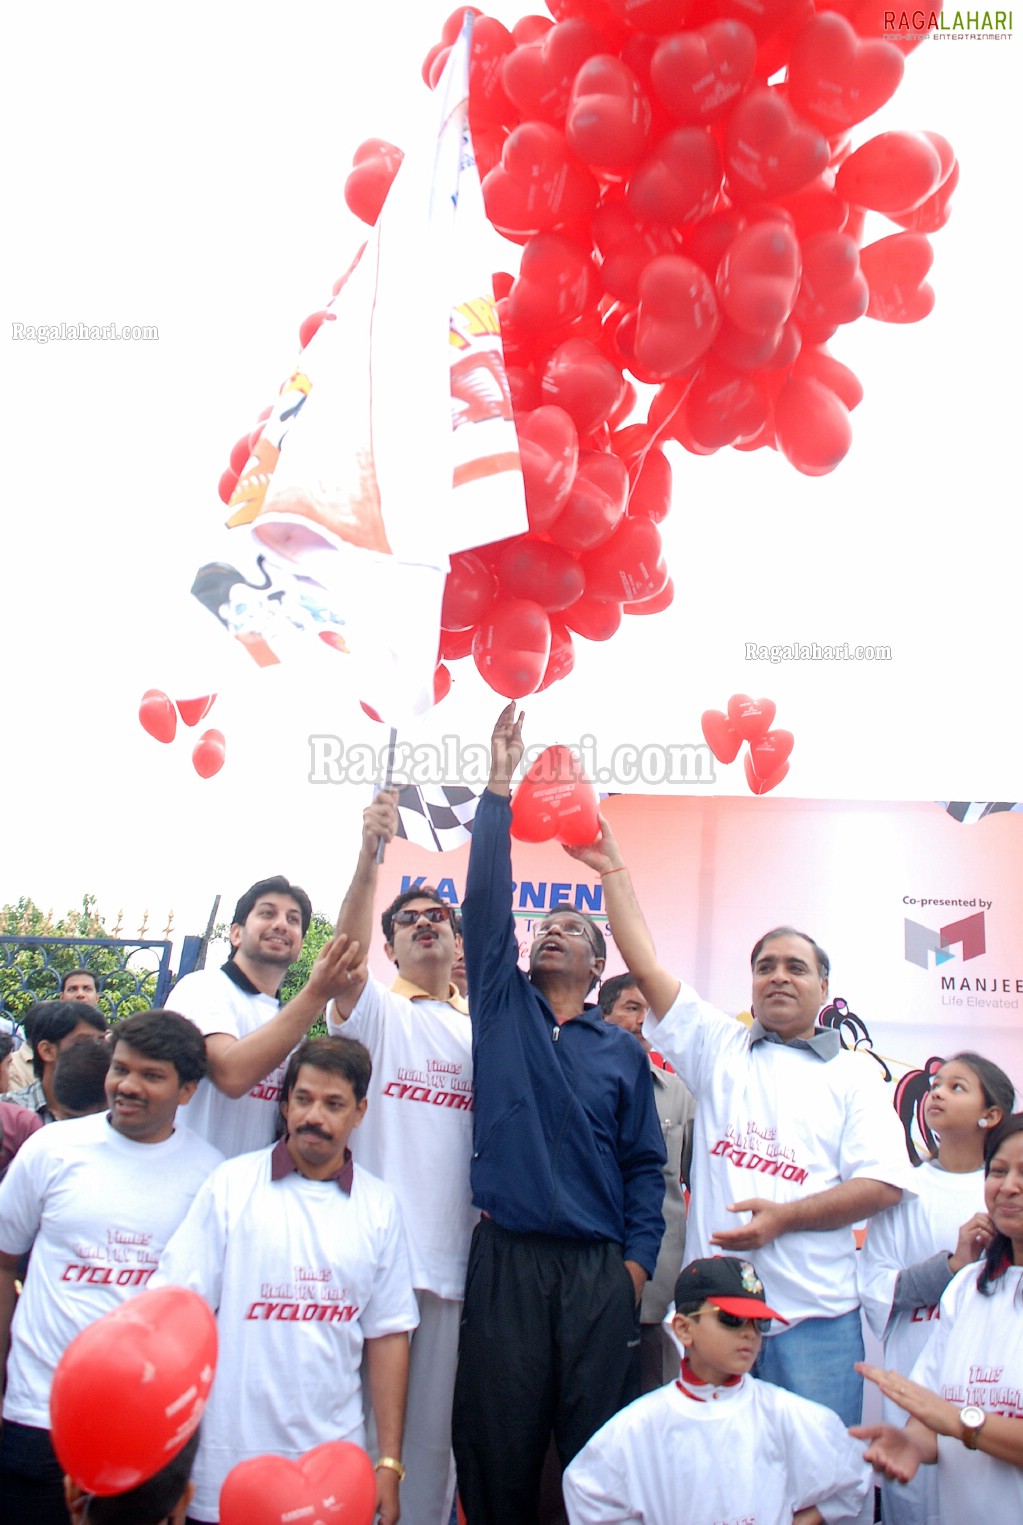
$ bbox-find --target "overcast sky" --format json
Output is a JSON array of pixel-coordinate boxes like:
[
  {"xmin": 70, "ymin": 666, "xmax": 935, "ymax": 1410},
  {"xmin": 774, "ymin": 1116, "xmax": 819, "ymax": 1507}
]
[{"xmin": 2, "ymin": 3, "xmax": 1018, "ymax": 949}]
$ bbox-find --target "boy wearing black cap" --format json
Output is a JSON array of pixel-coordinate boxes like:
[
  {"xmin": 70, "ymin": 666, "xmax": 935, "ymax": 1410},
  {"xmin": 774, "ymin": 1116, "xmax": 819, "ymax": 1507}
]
[{"xmin": 563, "ymin": 1257, "xmax": 872, "ymax": 1525}]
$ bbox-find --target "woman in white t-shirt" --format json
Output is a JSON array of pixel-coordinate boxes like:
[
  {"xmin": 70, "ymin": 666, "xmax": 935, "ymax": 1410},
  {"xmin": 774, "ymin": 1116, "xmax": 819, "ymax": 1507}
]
[
  {"xmin": 852, "ymin": 1112, "xmax": 1023, "ymax": 1522},
  {"xmin": 858, "ymin": 1051, "xmax": 1015, "ymax": 1523}
]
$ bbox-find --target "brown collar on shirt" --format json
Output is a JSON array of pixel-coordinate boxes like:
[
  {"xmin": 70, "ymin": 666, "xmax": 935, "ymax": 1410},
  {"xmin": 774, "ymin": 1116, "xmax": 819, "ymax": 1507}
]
[
  {"xmin": 390, "ymin": 975, "xmax": 469, "ymax": 1014},
  {"xmin": 270, "ymin": 1136, "xmax": 354, "ymax": 1193}
]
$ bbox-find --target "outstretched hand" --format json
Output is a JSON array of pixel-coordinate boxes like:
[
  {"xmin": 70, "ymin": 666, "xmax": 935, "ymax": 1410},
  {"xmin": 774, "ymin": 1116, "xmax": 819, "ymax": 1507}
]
[
  {"xmin": 561, "ymin": 814, "xmax": 622, "ymax": 875},
  {"xmin": 848, "ymin": 1421, "xmax": 928, "ymax": 1485},
  {"xmin": 489, "ymin": 703, "xmax": 525, "ymax": 795},
  {"xmin": 709, "ymin": 1199, "xmax": 792, "ymax": 1252}
]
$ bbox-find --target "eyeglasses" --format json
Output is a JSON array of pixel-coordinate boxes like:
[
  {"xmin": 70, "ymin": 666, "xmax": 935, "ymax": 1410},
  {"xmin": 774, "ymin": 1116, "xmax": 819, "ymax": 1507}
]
[
  {"xmin": 392, "ymin": 906, "xmax": 453, "ymax": 927},
  {"xmin": 692, "ymin": 1308, "xmax": 771, "ymax": 1335},
  {"xmin": 536, "ymin": 921, "xmax": 592, "ymax": 940}
]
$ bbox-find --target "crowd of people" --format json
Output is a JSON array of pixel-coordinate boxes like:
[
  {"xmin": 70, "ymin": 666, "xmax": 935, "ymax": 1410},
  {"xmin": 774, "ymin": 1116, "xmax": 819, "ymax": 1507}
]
[{"xmin": 1, "ymin": 706, "xmax": 1021, "ymax": 1525}]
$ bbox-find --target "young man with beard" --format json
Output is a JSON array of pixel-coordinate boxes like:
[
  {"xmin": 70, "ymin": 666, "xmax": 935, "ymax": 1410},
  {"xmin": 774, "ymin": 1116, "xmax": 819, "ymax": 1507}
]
[
  {"xmin": 452, "ymin": 707, "xmax": 665, "ymax": 1524},
  {"xmin": 153, "ymin": 1036, "xmax": 418, "ymax": 1525},
  {"xmin": 170, "ymin": 876, "xmax": 359, "ymax": 1158},
  {"xmin": 327, "ymin": 791, "xmax": 474, "ymax": 1525},
  {"xmin": 0, "ymin": 1011, "xmax": 220, "ymax": 1524}
]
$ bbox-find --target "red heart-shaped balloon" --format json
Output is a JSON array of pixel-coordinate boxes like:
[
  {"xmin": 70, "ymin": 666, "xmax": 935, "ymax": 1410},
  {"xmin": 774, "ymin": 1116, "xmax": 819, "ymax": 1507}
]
[
  {"xmin": 566, "ymin": 54, "xmax": 651, "ymax": 173},
  {"xmin": 792, "ymin": 231, "xmax": 868, "ymax": 344},
  {"xmin": 582, "ymin": 517, "xmax": 667, "ymax": 604},
  {"xmin": 501, "ymin": 18, "xmax": 606, "ymax": 125},
  {"xmin": 516, "ymin": 404, "xmax": 580, "ymax": 531},
  {"xmin": 192, "ymin": 729, "xmax": 226, "ymax": 780},
  {"xmin": 139, "ymin": 689, "xmax": 177, "ymax": 745},
  {"xmin": 542, "ymin": 339, "xmax": 624, "ymax": 437},
  {"xmin": 716, "ymin": 221, "xmax": 802, "ymax": 338},
  {"xmin": 627, "ymin": 127, "xmax": 722, "ymax": 227},
  {"xmin": 860, "ymin": 233, "xmax": 935, "ymax": 323},
  {"xmin": 473, "ymin": 597, "xmax": 552, "ymax": 698},
  {"xmin": 483, "ymin": 123, "xmax": 598, "ymax": 239},
  {"xmin": 219, "ymin": 1440, "xmax": 377, "ymax": 1525},
  {"xmin": 725, "ymin": 89, "xmax": 829, "ymax": 204},
  {"xmin": 511, "ymin": 745, "xmax": 599, "ymax": 846},
  {"xmin": 634, "ymin": 255, "xmax": 720, "ymax": 376},
  {"xmin": 727, "ymin": 694, "xmax": 777, "ymax": 742},
  {"xmin": 701, "ymin": 710, "xmax": 743, "ymax": 764},
  {"xmin": 494, "ymin": 537, "xmax": 586, "ymax": 611},
  {"xmin": 650, "ymin": 21, "xmax": 757, "ymax": 124},
  {"xmin": 890, "ymin": 155, "xmax": 958, "ymax": 234},
  {"xmin": 748, "ymin": 728, "xmax": 795, "ymax": 779},
  {"xmin": 787, "ymin": 14, "xmax": 904, "ymax": 132},
  {"xmin": 442, "ymin": 552, "xmax": 497, "ymax": 630},
  {"xmin": 537, "ymin": 620, "xmax": 576, "ymax": 690},
  {"xmin": 548, "ymin": 449, "xmax": 629, "ymax": 553},
  {"xmin": 685, "ymin": 358, "xmax": 770, "ymax": 450},
  {"xmin": 506, "ymin": 234, "xmax": 596, "ymax": 331},
  {"xmin": 744, "ymin": 750, "xmax": 790, "ymax": 795},
  {"xmin": 623, "ymin": 577, "xmax": 674, "ymax": 616},
  {"xmin": 176, "ymin": 695, "xmax": 216, "ymax": 728},
  {"xmin": 835, "ymin": 131, "xmax": 944, "ymax": 215},
  {"xmin": 561, "ymin": 591, "xmax": 623, "ymax": 642},
  {"xmin": 343, "ymin": 139, "xmax": 404, "ymax": 226},
  {"xmin": 774, "ymin": 376, "xmax": 852, "ymax": 476},
  {"xmin": 619, "ymin": 442, "xmax": 672, "ymax": 522}
]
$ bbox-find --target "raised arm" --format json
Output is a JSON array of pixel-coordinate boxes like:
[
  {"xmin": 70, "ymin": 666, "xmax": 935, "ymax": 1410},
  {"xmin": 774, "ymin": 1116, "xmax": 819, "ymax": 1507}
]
[
  {"xmin": 205, "ymin": 935, "xmax": 366, "ymax": 1098},
  {"xmin": 462, "ymin": 708, "xmax": 527, "ymax": 1024},
  {"xmin": 330, "ymin": 791, "xmax": 398, "ymax": 1020},
  {"xmin": 564, "ymin": 816, "xmax": 680, "ymax": 1020}
]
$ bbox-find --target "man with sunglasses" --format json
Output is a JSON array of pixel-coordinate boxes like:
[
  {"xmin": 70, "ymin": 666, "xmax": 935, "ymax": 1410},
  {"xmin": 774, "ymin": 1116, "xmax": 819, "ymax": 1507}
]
[
  {"xmin": 327, "ymin": 793, "xmax": 473, "ymax": 1525},
  {"xmin": 452, "ymin": 707, "xmax": 665, "ymax": 1525}
]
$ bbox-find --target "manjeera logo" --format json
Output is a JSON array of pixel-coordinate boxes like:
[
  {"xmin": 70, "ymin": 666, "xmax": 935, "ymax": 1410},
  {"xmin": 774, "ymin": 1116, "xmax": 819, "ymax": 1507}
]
[{"xmin": 904, "ymin": 910, "xmax": 985, "ymax": 969}]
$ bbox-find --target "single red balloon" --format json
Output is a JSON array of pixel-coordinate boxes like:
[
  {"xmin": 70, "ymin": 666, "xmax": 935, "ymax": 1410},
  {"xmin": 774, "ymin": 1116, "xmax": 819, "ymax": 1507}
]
[
  {"xmin": 548, "ymin": 449, "xmax": 629, "ymax": 553},
  {"xmin": 650, "ymin": 22, "xmax": 757, "ymax": 125},
  {"xmin": 139, "ymin": 689, "xmax": 177, "ymax": 745},
  {"xmin": 725, "ymin": 89, "xmax": 829, "ymax": 204},
  {"xmin": 566, "ymin": 54, "xmax": 651, "ymax": 174},
  {"xmin": 716, "ymin": 221, "xmax": 802, "ymax": 338},
  {"xmin": 51, "ymin": 1287, "xmax": 217, "ymax": 1496},
  {"xmin": 727, "ymin": 694, "xmax": 777, "ymax": 742},
  {"xmin": 860, "ymin": 233, "xmax": 935, "ymax": 323},
  {"xmin": 220, "ymin": 1441, "xmax": 377, "ymax": 1525},
  {"xmin": 701, "ymin": 710, "xmax": 742, "ymax": 765},
  {"xmin": 442, "ymin": 552, "xmax": 497, "ymax": 629},
  {"xmin": 494, "ymin": 537, "xmax": 586, "ymax": 611},
  {"xmin": 517, "ymin": 404, "xmax": 580, "ymax": 530},
  {"xmin": 634, "ymin": 255, "xmax": 720, "ymax": 376},
  {"xmin": 192, "ymin": 729, "xmax": 226, "ymax": 780},
  {"xmin": 176, "ymin": 695, "xmax": 217, "ymax": 728},
  {"xmin": 473, "ymin": 597, "xmax": 552, "ymax": 698},
  {"xmin": 582, "ymin": 517, "xmax": 667, "ymax": 603},
  {"xmin": 511, "ymin": 745, "xmax": 599, "ymax": 845},
  {"xmin": 541, "ymin": 338, "xmax": 624, "ymax": 437},
  {"xmin": 561, "ymin": 590, "xmax": 623, "ymax": 641},
  {"xmin": 835, "ymin": 131, "xmax": 944, "ymax": 215},
  {"xmin": 744, "ymin": 750, "xmax": 790, "ymax": 795},
  {"xmin": 787, "ymin": 14, "xmax": 904, "ymax": 133}
]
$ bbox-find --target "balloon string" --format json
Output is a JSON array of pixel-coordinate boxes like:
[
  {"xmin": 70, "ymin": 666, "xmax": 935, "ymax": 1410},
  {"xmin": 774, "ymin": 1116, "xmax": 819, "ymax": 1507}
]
[{"xmin": 625, "ymin": 374, "xmax": 696, "ymax": 509}]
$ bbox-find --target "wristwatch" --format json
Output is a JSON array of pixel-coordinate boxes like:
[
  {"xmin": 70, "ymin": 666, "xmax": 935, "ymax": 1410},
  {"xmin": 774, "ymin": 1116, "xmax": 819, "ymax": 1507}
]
[
  {"xmin": 376, "ymin": 1456, "xmax": 407, "ymax": 1481},
  {"xmin": 959, "ymin": 1405, "xmax": 986, "ymax": 1450}
]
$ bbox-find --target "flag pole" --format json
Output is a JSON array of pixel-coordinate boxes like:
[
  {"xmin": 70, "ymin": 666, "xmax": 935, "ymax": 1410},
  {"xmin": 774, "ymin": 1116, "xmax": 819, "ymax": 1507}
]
[{"xmin": 376, "ymin": 726, "xmax": 398, "ymax": 864}]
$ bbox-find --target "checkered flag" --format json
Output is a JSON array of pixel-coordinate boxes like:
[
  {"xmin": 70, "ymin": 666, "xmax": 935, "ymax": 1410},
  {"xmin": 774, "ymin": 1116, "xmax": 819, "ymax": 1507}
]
[
  {"xmin": 938, "ymin": 801, "xmax": 1023, "ymax": 825},
  {"xmin": 395, "ymin": 783, "xmax": 481, "ymax": 852}
]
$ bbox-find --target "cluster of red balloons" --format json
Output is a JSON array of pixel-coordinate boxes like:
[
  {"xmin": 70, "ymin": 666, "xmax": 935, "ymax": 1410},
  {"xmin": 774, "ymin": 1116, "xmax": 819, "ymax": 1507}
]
[
  {"xmin": 139, "ymin": 689, "xmax": 225, "ymax": 779},
  {"xmin": 702, "ymin": 693, "xmax": 793, "ymax": 793},
  {"xmin": 220, "ymin": 1441, "xmax": 377, "ymax": 1525},
  {"xmin": 340, "ymin": 2, "xmax": 955, "ymax": 698},
  {"xmin": 509, "ymin": 744, "xmax": 600, "ymax": 843}
]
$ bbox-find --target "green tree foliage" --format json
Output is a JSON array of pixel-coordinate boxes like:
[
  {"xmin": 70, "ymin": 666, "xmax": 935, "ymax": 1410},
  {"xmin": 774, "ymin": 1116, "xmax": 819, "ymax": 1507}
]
[{"xmin": 0, "ymin": 896, "xmax": 162, "ymax": 1027}]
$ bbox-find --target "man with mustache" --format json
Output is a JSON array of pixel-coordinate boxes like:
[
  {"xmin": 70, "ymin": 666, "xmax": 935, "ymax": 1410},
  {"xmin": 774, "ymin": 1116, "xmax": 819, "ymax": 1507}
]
[
  {"xmin": 327, "ymin": 792, "xmax": 473, "ymax": 1525},
  {"xmin": 154, "ymin": 1036, "xmax": 418, "ymax": 1525}
]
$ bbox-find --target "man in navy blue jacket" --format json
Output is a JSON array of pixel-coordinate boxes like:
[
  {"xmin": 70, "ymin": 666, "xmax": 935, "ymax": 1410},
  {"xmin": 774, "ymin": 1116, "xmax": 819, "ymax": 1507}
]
[{"xmin": 452, "ymin": 706, "xmax": 666, "ymax": 1524}]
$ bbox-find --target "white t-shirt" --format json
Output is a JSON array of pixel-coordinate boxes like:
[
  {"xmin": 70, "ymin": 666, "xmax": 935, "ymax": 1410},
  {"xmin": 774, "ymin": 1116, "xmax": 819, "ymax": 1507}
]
[
  {"xmin": 0, "ymin": 1112, "xmax": 222, "ymax": 1427},
  {"xmin": 562, "ymin": 1372, "xmax": 872, "ymax": 1524},
  {"xmin": 857, "ymin": 1161, "xmax": 985, "ymax": 1525},
  {"xmin": 649, "ymin": 981, "xmax": 915, "ymax": 1326},
  {"xmin": 327, "ymin": 975, "xmax": 476, "ymax": 1298},
  {"xmin": 170, "ymin": 965, "xmax": 285, "ymax": 1157},
  {"xmin": 153, "ymin": 1144, "xmax": 419, "ymax": 1523},
  {"xmin": 911, "ymin": 1262, "xmax": 1023, "ymax": 1525}
]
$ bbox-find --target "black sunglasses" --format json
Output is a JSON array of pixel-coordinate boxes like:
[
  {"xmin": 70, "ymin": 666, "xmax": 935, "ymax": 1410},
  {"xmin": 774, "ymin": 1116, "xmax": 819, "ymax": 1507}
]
[
  {"xmin": 693, "ymin": 1308, "xmax": 771, "ymax": 1335},
  {"xmin": 392, "ymin": 906, "xmax": 453, "ymax": 927}
]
